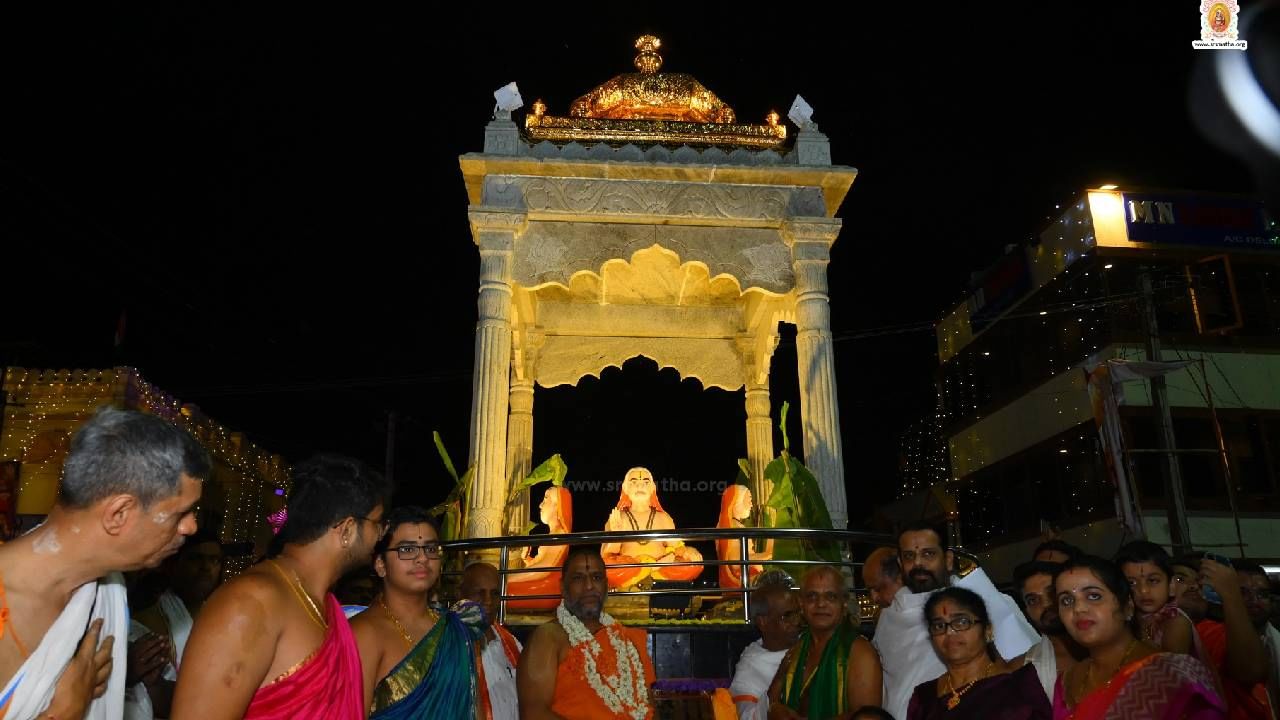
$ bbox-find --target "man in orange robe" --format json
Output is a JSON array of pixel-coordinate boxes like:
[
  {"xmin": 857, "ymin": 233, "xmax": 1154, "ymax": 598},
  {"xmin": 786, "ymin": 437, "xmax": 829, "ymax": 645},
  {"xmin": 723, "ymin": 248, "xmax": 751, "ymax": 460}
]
[{"xmin": 518, "ymin": 545, "xmax": 656, "ymax": 720}]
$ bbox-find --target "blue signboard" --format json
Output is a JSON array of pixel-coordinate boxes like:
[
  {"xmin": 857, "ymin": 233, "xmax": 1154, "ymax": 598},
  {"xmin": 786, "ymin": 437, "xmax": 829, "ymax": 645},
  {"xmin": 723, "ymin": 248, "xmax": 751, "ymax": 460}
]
[{"xmin": 1123, "ymin": 193, "xmax": 1276, "ymax": 250}]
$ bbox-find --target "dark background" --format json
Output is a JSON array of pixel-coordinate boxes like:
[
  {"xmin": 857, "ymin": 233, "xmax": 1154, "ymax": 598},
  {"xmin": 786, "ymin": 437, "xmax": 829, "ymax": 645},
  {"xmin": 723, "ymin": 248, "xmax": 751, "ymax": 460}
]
[{"xmin": 1, "ymin": 6, "xmax": 1261, "ymax": 532}]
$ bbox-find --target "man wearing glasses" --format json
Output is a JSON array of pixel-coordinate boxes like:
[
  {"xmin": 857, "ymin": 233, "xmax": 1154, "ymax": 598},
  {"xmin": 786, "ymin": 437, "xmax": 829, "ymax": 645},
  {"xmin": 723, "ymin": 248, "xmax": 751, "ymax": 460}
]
[
  {"xmin": 729, "ymin": 571, "xmax": 800, "ymax": 720},
  {"xmin": 173, "ymin": 454, "xmax": 390, "ymax": 720},
  {"xmin": 872, "ymin": 522, "xmax": 1039, "ymax": 720},
  {"xmin": 766, "ymin": 565, "xmax": 882, "ymax": 719}
]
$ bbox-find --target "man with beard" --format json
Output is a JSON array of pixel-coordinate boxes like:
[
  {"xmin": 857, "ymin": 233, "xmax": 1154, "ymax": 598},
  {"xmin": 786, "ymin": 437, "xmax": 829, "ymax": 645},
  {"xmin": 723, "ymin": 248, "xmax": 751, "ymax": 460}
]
[
  {"xmin": 1196, "ymin": 559, "xmax": 1274, "ymax": 719},
  {"xmin": 1012, "ymin": 560, "xmax": 1085, "ymax": 697},
  {"xmin": 171, "ymin": 454, "xmax": 389, "ymax": 720},
  {"xmin": 128, "ymin": 531, "xmax": 225, "ymax": 718},
  {"xmin": 461, "ymin": 561, "xmax": 521, "ymax": 720},
  {"xmin": 871, "ymin": 523, "xmax": 1038, "ymax": 720},
  {"xmin": 518, "ymin": 545, "xmax": 655, "ymax": 720},
  {"xmin": 1170, "ymin": 555, "xmax": 1210, "ymax": 623}
]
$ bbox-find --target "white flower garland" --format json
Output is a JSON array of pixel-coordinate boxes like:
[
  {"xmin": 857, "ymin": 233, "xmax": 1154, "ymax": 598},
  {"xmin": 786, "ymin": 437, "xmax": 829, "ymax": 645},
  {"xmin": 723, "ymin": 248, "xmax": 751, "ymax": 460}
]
[{"xmin": 556, "ymin": 602, "xmax": 649, "ymax": 720}]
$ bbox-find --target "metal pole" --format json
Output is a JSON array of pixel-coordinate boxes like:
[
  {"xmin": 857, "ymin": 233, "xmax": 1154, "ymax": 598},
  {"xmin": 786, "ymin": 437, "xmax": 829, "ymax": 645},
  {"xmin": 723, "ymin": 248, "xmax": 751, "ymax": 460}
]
[
  {"xmin": 499, "ymin": 544, "xmax": 509, "ymax": 624},
  {"xmin": 1201, "ymin": 360, "xmax": 1247, "ymax": 558},
  {"xmin": 740, "ymin": 534, "xmax": 751, "ymax": 624},
  {"xmin": 1139, "ymin": 270, "xmax": 1192, "ymax": 554}
]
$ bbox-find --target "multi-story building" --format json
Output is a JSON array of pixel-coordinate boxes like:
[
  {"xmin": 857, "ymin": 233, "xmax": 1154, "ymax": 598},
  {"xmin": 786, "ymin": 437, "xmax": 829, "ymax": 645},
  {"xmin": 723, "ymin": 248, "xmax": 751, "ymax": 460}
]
[{"xmin": 886, "ymin": 187, "xmax": 1279, "ymax": 581}]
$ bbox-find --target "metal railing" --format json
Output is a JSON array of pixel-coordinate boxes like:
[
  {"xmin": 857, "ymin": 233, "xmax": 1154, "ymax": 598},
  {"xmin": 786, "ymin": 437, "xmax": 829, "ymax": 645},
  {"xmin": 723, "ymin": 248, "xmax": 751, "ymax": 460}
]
[{"xmin": 441, "ymin": 527, "xmax": 893, "ymax": 624}]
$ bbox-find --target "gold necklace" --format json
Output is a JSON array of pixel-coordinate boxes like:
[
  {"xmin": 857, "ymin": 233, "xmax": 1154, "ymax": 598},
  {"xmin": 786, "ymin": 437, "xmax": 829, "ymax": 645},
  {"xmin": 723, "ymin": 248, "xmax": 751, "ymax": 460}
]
[
  {"xmin": 268, "ymin": 559, "xmax": 326, "ymax": 629},
  {"xmin": 379, "ymin": 594, "xmax": 437, "ymax": 648},
  {"xmin": 1077, "ymin": 638, "xmax": 1139, "ymax": 705},
  {"xmin": 943, "ymin": 661, "xmax": 993, "ymax": 709}
]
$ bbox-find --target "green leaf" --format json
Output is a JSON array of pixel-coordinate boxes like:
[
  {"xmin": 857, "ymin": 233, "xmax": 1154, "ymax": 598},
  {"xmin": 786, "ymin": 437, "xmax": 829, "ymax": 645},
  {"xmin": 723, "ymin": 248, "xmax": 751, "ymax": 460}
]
[
  {"xmin": 789, "ymin": 459, "xmax": 833, "ymax": 531},
  {"xmin": 433, "ymin": 431, "xmax": 459, "ymax": 485},
  {"xmin": 521, "ymin": 520, "xmax": 538, "ymax": 536},
  {"xmin": 764, "ymin": 457, "xmax": 794, "ymax": 513},
  {"xmin": 779, "ymin": 401, "xmax": 791, "ymax": 453},
  {"xmin": 457, "ymin": 467, "xmax": 475, "ymax": 507},
  {"xmin": 507, "ymin": 454, "xmax": 568, "ymax": 504}
]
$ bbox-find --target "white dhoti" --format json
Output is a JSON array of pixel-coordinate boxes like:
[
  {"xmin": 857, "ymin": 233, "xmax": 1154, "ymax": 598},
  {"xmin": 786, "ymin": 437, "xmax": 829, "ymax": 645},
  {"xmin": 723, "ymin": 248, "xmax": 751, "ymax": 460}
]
[
  {"xmin": 873, "ymin": 568, "xmax": 1040, "ymax": 720},
  {"xmin": 481, "ymin": 625, "xmax": 522, "ymax": 720},
  {"xmin": 729, "ymin": 639, "xmax": 787, "ymax": 720},
  {"xmin": 124, "ymin": 590, "xmax": 193, "ymax": 720},
  {"xmin": 0, "ymin": 572, "xmax": 128, "ymax": 720}
]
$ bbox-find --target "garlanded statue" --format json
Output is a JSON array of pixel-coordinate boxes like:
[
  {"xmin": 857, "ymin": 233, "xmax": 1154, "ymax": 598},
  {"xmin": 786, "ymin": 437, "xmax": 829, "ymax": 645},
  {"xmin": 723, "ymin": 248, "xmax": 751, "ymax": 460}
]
[
  {"xmin": 716, "ymin": 484, "xmax": 773, "ymax": 591},
  {"xmin": 601, "ymin": 467, "xmax": 703, "ymax": 589},
  {"xmin": 506, "ymin": 486, "xmax": 573, "ymax": 610}
]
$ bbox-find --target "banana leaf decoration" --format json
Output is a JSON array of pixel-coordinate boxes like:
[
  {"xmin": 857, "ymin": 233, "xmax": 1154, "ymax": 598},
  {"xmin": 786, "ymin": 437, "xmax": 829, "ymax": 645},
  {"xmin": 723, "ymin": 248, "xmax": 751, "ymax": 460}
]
[
  {"xmin": 764, "ymin": 402, "xmax": 841, "ymax": 567},
  {"xmin": 427, "ymin": 431, "xmax": 473, "ymax": 543},
  {"xmin": 505, "ymin": 454, "xmax": 567, "ymax": 535}
]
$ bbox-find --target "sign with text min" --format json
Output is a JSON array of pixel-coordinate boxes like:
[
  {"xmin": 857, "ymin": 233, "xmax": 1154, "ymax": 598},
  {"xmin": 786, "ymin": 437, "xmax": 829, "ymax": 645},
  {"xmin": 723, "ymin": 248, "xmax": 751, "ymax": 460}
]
[{"xmin": 1123, "ymin": 194, "xmax": 1275, "ymax": 250}]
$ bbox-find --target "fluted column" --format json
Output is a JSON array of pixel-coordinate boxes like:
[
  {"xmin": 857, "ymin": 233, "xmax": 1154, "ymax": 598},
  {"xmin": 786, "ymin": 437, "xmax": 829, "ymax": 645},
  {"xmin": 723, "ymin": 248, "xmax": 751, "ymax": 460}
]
[
  {"xmin": 783, "ymin": 218, "xmax": 847, "ymax": 528},
  {"xmin": 745, "ymin": 381, "xmax": 775, "ymax": 509},
  {"xmin": 465, "ymin": 208, "xmax": 525, "ymax": 540},
  {"xmin": 504, "ymin": 376, "xmax": 535, "ymax": 533}
]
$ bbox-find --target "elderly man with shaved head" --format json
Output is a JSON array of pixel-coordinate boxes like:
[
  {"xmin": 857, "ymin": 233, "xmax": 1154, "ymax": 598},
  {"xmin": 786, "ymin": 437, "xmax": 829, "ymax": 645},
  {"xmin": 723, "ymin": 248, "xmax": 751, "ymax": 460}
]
[
  {"xmin": 461, "ymin": 561, "xmax": 521, "ymax": 720},
  {"xmin": 729, "ymin": 571, "xmax": 800, "ymax": 719}
]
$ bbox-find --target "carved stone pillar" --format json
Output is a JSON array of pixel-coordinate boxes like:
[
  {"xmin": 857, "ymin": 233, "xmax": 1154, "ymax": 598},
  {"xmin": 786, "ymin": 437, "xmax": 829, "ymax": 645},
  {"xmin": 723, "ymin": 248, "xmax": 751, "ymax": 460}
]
[
  {"xmin": 745, "ymin": 380, "xmax": 774, "ymax": 507},
  {"xmin": 783, "ymin": 218, "xmax": 847, "ymax": 529},
  {"xmin": 466, "ymin": 208, "xmax": 525, "ymax": 541},
  {"xmin": 504, "ymin": 375, "xmax": 535, "ymax": 533}
]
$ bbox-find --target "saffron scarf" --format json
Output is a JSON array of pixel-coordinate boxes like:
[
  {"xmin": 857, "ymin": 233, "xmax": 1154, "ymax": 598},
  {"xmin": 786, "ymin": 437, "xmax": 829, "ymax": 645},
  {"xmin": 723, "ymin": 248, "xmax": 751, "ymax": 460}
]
[{"xmin": 779, "ymin": 618, "xmax": 858, "ymax": 720}]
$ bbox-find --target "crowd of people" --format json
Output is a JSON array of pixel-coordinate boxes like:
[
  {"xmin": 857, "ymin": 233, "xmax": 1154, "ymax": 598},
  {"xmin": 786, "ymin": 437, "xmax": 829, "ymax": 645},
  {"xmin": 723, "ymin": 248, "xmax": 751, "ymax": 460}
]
[{"xmin": 0, "ymin": 408, "xmax": 1277, "ymax": 719}]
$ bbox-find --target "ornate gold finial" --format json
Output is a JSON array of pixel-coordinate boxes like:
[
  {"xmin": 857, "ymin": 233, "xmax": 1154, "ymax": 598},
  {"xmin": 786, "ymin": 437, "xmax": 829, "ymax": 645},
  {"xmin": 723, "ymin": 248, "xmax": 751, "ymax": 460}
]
[
  {"xmin": 634, "ymin": 35, "xmax": 663, "ymax": 74},
  {"xmin": 766, "ymin": 110, "xmax": 780, "ymax": 127},
  {"xmin": 524, "ymin": 34, "xmax": 788, "ymax": 149}
]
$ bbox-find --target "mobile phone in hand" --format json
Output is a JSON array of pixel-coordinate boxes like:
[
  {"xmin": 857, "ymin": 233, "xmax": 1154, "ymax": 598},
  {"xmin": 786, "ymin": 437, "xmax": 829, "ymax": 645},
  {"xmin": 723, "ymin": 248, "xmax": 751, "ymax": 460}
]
[{"xmin": 1201, "ymin": 553, "xmax": 1233, "ymax": 604}]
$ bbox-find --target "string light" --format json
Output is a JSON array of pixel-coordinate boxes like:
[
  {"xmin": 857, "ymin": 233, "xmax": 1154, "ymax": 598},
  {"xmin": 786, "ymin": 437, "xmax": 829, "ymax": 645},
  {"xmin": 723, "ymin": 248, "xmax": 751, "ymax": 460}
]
[{"xmin": 1, "ymin": 366, "xmax": 289, "ymax": 576}]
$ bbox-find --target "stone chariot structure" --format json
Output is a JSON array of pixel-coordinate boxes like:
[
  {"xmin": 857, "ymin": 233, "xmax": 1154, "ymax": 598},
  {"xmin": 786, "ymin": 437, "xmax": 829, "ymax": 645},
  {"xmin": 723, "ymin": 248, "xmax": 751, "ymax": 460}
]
[{"xmin": 457, "ymin": 36, "xmax": 858, "ymax": 539}]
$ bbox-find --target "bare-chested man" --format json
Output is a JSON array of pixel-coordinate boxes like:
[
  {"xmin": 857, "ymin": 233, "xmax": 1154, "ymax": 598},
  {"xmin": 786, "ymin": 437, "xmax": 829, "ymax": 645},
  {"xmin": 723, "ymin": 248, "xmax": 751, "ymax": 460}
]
[
  {"xmin": 0, "ymin": 407, "xmax": 207, "ymax": 720},
  {"xmin": 171, "ymin": 454, "xmax": 388, "ymax": 720},
  {"xmin": 519, "ymin": 545, "xmax": 655, "ymax": 720}
]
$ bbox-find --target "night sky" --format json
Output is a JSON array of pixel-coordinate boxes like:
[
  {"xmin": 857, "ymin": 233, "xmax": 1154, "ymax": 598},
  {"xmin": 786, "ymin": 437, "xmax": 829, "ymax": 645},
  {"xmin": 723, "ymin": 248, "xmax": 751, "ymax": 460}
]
[{"xmin": 2, "ymin": 7, "xmax": 1263, "ymax": 532}]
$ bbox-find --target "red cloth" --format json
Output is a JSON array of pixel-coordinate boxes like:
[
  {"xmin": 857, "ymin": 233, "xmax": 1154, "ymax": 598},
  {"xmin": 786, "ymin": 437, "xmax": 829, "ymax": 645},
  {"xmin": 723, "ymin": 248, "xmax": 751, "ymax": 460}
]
[
  {"xmin": 1197, "ymin": 620, "xmax": 1272, "ymax": 720},
  {"xmin": 244, "ymin": 594, "xmax": 364, "ymax": 720}
]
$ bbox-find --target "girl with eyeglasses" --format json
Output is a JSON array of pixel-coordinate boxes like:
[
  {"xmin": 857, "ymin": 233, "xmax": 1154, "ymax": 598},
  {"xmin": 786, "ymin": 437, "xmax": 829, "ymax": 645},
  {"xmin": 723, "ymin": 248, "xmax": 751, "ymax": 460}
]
[
  {"xmin": 907, "ymin": 587, "xmax": 1051, "ymax": 719},
  {"xmin": 350, "ymin": 505, "xmax": 488, "ymax": 719},
  {"xmin": 1052, "ymin": 556, "xmax": 1224, "ymax": 719}
]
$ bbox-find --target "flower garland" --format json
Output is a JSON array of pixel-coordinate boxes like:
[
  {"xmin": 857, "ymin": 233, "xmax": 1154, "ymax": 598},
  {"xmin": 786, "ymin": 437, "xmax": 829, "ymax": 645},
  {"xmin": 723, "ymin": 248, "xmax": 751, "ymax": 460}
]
[{"xmin": 556, "ymin": 602, "xmax": 649, "ymax": 720}]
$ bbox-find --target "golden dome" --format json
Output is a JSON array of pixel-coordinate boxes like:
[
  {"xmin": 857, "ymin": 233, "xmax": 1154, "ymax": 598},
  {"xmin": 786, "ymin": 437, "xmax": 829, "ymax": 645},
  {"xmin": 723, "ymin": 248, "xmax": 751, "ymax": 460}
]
[
  {"xmin": 524, "ymin": 35, "xmax": 785, "ymax": 150},
  {"xmin": 568, "ymin": 35, "xmax": 736, "ymax": 124}
]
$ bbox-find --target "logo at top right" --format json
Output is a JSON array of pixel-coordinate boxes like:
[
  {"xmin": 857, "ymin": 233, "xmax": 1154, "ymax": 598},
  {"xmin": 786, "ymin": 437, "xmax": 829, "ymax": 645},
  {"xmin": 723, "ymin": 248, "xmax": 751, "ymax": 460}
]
[{"xmin": 1194, "ymin": 0, "xmax": 1248, "ymax": 50}]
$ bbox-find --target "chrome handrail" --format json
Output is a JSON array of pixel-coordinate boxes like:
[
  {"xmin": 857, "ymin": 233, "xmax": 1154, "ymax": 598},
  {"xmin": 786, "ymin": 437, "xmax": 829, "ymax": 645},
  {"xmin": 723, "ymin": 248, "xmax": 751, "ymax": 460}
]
[{"xmin": 439, "ymin": 527, "xmax": 893, "ymax": 625}]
